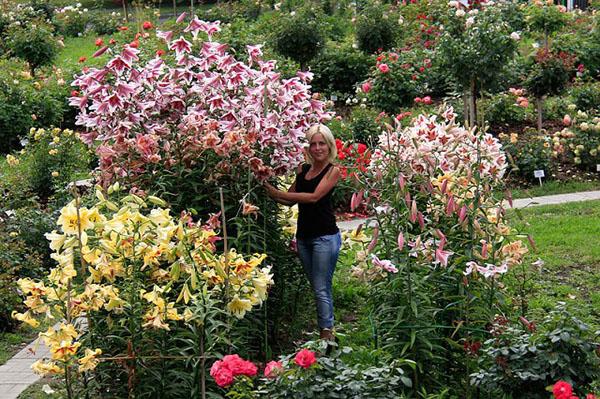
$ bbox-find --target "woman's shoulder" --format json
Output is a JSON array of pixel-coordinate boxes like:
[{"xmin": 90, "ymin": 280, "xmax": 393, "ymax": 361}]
[{"xmin": 297, "ymin": 163, "xmax": 310, "ymax": 174}]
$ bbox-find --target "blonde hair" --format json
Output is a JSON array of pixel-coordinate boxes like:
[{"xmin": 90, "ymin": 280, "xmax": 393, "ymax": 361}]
[{"xmin": 305, "ymin": 124, "xmax": 337, "ymax": 164}]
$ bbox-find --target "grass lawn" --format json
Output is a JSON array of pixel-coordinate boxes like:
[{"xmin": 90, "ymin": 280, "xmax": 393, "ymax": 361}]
[
  {"xmin": 510, "ymin": 179, "xmax": 600, "ymax": 199},
  {"xmin": 508, "ymin": 199, "xmax": 600, "ymax": 328}
]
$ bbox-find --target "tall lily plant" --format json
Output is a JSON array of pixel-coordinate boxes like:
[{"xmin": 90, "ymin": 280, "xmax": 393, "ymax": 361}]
[{"xmin": 349, "ymin": 108, "xmax": 529, "ymax": 395}]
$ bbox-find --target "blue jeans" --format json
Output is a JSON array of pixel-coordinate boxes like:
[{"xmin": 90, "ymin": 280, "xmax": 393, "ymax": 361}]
[{"xmin": 296, "ymin": 232, "xmax": 341, "ymax": 329}]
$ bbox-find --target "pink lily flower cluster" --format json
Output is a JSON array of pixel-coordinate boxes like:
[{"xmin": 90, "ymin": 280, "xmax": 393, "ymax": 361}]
[
  {"xmin": 70, "ymin": 17, "xmax": 332, "ymax": 186},
  {"xmin": 370, "ymin": 107, "xmax": 506, "ymax": 181}
]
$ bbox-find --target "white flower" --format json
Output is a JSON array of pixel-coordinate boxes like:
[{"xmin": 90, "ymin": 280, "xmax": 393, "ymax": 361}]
[
  {"xmin": 398, "ymin": 17, "xmax": 404, "ymax": 25},
  {"xmin": 455, "ymin": 9, "xmax": 466, "ymax": 17},
  {"xmin": 352, "ymin": 42, "xmax": 358, "ymax": 49},
  {"xmin": 290, "ymin": 11, "xmax": 296, "ymax": 16},
  {"xmin": 360, "ymin": 103, "xmax": 366, "ymax": 108},
  {"xmin": 532, "ymin": 42, "xmax": 540, "ymax": 49},
  {"xmin": 448, "ymin": 0, "xmax": 459, "ymax": 7},
  {"xmin": 468, "ymin": 9, "xmax": 479, "ymax": 15},
  {"xmin": 466, "ymin": 17, "xmax": 475, "ymax": 27},
  {"xmin": 510, "ymin": 32, "xmax": 520, "ymax": 40},
  {"xmin": 577, "ymin": 110, "xmax": 588, "ymax": 118},
  {"xmin": 274, "ymin": 2, "xmax": 281, "ymax": 10}
]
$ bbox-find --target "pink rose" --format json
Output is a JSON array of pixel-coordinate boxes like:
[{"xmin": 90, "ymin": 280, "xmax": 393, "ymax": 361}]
[
  {"xmin": 210, "ymin": 360, "xmax": 235, "ymax": 387},
  {"xmin": 422, "ymin": 96, "xmax": 432, "ymax": 105},
  {"xmin": 562, "ymin": 114, "xmax": 571, "ymax": 126},
  {"xmin": 294, "ymin": 349, "xmax": 317, "ymax": 368},
  {"xmin": 378, "ymin": 63, "xmax": 389, "ymax": 73},
  {"xmin": 264, "ymin": 360, "xmax": 283, "ymax": 378},
  {"xmin": 361, "ymin": 81, "xmax": 371, "ymax": 93}
]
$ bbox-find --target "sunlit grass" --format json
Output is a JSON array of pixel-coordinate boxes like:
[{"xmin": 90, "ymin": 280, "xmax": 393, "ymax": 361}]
[{"xmin": 508, "ymin": 200, "xmax": 600, "ymax": 328}]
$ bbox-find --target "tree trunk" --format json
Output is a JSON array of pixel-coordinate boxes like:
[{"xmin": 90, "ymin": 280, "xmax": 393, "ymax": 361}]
[
  {"xmin": 190, "ymin": 0, "xmax": 194, "ymax": 15},
  {"xmin": 536, "ymin": 97, "xmax": 544, "ymax": 133},
  {"xmin": 173, "ymin": 0, "xmax": 177, "ymax": 18},
  {"xmin": 463, "ymin": 92, "xmax": 469, "ymax": 127},
  {"xmin": 122, "ymin": 0, "xmax": 129, "ymax": 22}
]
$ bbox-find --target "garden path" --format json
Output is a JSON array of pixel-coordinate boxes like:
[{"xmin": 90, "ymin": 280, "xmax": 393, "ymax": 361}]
[{"xmin": 1, "ymin": 190, "xmax": 600, "ymax": 399}]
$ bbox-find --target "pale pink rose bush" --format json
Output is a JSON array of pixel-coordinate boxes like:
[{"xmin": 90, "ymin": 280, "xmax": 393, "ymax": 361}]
[{"xmin": 70, "ymin": 17, "xmax": 332, "ymax": 187}]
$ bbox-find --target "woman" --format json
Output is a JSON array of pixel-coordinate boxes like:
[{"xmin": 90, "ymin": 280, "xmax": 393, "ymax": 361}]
[{"xmin": 264, "ymin": 124, "xmax": 341, "ymax": 341}]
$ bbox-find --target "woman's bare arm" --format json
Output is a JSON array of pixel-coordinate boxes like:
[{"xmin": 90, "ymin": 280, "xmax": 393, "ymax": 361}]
[{"xmin": 266, "ymin": 167, "xmax": 340, "ymax": 204}]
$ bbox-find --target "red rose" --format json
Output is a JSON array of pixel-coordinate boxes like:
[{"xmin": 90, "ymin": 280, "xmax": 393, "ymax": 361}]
[
  {"xmin": 294, "ymin": 348, "xmax": 316, "ymax": 368},
  {"xmin": 95, "ymin": 38, "xmax": 104, "ymax": 47},
  {"xmin": 419, "ymin": 66, "xmax": 425, "ymax": 73},
  {"xmin": 156, "ymin": 49, "xmax": 165, "ymax": 57},
  {"xmin": 414, "ymin": 97, "xmax": 422, "ymax": 103},
  {"xmin": 78, "ymin": 56, "xmax": 87, "ymax": 63},
  {"xmin": 118, "ymin": 26, "xmax": 129, "ymax": 31},
  {"xmin": 422, "ymin": 96, "xmax": 432, "ymax": 105},
  {"xmin": 142, "ymin": 21, "xmax": 153, "ymax": 30},
  {"xmin": 130, "ymin": 40, "xmax": 139, "ymax": 48},
  {"xmin": 553, "ymin": 381, "xmax": 573, "ymax": 399},
  {"xmin": 356, "ymin": 143, "xmax": 367, "ymax": 154},
  {"xmin": 109, "ymin": 38, "xmax": 116, "ymax": 45},
  {"xmin": 70, "ymin": 90, "xmax": 79, "ymax": 97}
]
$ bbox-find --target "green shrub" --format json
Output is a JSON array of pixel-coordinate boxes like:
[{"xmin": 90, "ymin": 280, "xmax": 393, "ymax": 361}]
[
  {"xmin": 481, "ymin": 92, "xmax": 529, "ymax": 126},
  {"xmin": 524, "ymin": 3, "xmax": 570, "ymax": 47},
  {"xmin": 569, "ymin": 82, "xmax": 600, "ymax": 113},
  {"xmin": 5, "ymin": 23, "xmax": 58, "ymax": 75},
  {"xmin": 355, "ymin": 5, "xmax": 397, "ymax": 54},
  {"xmin": 0, "ymin": 214, "xmax": 45, "ymax": 333},
  {"xmin": 499, "ymin": 130, "xmax": 554, "ymax": 183},
  {"xmin": 52, "ymin": 4, "xmax": 90, "ymax": 37},
  {"xmin": 525, "ymin": 50, "xmax": 574, "ymax": 99},
  {"xmin": 258, "ymin": 342, "xmax": 414, "ymax": 398},
  {"xmin": 0, "ymin": 127, "xmax": 93, "ymax": 207},
  {"xmin": 471, "ymin": 303, "xmax": 600, "ymax": 398},
  {"xmin": 0, "ymin": 60, "xmax": 68, "ymax": 153},
  {"xmin": 365, "ymin": 50, "xmax": 425, "ymax": 114},
  {"xmin": 88, "ymin": 11, "xmax": 122, "ymax": 36},
  {"xmin": 348, "ymin": 106, "xmax": 381, "ymax": 145},
  {"xmin": 309, "ymin": 42, "xmax": 371, "ymax": 98},
  {"xmin": 270, "ymin": 7, "xmax": 325, "ymax": 69},
  {"xmin": 560, "ymin": 111, "xmax": 600, "ymax": 171}
]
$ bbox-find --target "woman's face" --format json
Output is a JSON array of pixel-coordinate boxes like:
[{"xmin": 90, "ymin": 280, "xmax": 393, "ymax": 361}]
[{"xmin": 308, "ymin": 133, "xmax": 330, "ymax": 163}]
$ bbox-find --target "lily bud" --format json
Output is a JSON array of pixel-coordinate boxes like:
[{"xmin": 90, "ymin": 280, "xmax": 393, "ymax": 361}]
[{"xmin": 397, "ymin": 232, "xmax": 405, "ymax": 251}]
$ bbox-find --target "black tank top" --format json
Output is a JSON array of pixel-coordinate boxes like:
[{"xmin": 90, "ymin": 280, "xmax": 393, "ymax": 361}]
[{"xmin": 295, "ymin": 163, "xmax": 339, "ymax": 240}]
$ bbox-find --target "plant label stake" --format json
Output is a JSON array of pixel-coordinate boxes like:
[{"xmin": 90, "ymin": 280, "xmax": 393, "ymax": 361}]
[
  {"xmin": 534, "ymin": 170, "xmax": 545, "ymax": 187},
  {"xmin": 596, "ymin": 164, "xmax": 600, "ymax": 172}
]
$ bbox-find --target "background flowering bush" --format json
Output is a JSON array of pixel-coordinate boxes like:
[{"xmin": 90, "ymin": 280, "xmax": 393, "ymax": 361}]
[{"xmin": 499, "ymin": 129, "xmax": 555, "ymax": 183}]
